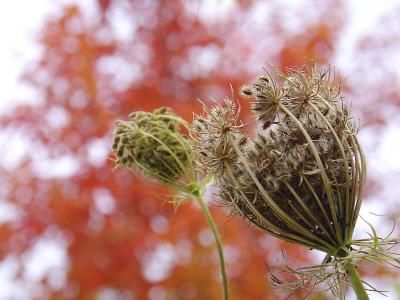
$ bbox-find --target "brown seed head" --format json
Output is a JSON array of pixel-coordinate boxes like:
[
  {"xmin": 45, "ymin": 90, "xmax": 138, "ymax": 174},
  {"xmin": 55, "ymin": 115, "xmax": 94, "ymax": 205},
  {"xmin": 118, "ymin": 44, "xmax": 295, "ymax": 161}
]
[
  {"xmin": 193, "ymin": 64, "xmax": 366, "ymax": 254},
  {"xmin": 191, "ymin": 99, "xmax": 247, "ymax": 176}
]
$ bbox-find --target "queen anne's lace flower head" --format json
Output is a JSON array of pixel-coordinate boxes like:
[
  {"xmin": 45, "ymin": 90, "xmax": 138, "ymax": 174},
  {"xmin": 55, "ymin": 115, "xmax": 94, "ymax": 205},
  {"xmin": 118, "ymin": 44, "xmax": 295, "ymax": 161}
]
[
  {"xmin": 113, "ymin": 107, "xmax": 197, "ymax": 193},
  {"xmin": 192, "ymin": 65, "xmax": 367, "ymax": 255}
]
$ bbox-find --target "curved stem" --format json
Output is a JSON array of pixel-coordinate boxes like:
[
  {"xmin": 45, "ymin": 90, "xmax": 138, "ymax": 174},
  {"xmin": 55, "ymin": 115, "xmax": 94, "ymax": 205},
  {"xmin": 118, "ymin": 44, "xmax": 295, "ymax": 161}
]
[
  {"xmin": 195, "ymin": 194, "xmax": 229, "ymax": 300},
  {"xmin": 345, "ymin": 262, "xmax": 369, "ymax": 300}
]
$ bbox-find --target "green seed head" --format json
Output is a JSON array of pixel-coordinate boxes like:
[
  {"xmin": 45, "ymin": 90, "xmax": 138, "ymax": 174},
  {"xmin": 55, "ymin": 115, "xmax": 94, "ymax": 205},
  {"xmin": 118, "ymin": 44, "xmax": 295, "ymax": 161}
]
[{"xmin": 112, "ymin": 107, "xmax": 196, "ymax": 189}]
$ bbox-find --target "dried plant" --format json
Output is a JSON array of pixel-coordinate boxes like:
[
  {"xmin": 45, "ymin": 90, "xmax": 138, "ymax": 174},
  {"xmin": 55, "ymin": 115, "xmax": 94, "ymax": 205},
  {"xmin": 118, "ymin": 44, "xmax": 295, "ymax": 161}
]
[{"xmin": 191, "ymin": 64, "xmax": 399, "ymax": 299}]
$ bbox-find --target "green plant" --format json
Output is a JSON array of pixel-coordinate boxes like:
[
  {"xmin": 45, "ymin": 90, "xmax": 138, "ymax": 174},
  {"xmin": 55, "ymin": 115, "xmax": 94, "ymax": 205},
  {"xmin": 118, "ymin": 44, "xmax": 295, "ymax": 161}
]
[{"xmin": 112, "ymin": 107, "xmax": 229, "ymax": 300}]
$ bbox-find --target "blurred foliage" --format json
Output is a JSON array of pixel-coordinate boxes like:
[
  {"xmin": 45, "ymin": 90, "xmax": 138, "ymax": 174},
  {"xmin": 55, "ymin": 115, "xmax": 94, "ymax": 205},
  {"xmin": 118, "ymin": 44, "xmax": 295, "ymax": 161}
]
[{"xmin": 0, "ymin": 0, "xmax": 399, "ymax": 299}]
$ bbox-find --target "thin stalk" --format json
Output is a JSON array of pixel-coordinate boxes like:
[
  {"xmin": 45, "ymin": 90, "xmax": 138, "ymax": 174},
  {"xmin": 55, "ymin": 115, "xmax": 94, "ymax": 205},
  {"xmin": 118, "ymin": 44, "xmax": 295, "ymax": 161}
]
[
  {"xmin": 195, "ymin": 194, "xmax": 229, "ymax": 300},
  {"xmin": 345, "ymin": 262, "xmax": 369, "ymax": 300}
]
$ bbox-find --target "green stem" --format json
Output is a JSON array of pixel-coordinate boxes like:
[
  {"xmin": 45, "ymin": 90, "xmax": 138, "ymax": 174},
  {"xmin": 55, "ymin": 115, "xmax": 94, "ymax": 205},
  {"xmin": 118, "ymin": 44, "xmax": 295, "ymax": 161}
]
[
  {"xmin": 345, "ymin": 262, "xmax": 369, "ymax": 300},
  {"xmin": 195, "ymin": 194, "xmax": 229, "ymax": 300}
]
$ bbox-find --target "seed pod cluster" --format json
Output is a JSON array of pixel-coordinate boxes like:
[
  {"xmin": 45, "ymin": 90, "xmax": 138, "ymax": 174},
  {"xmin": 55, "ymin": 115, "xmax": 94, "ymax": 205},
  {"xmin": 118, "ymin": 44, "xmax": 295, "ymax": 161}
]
[
  {"xmin": 191, "ymin": 99, "xmax": 247, "ymax": 177},
  {"xmin": 192, "ymin": 65, "xmax": 366, "ymax": 254},
  {"xmin": 113, "ymin": 107, "xmax": 194, "ymax": 187}
]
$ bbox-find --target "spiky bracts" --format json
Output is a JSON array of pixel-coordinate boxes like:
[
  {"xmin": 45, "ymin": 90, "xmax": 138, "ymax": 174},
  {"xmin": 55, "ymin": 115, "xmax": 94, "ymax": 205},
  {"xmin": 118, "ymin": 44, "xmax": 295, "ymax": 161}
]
[
  {"xmin": 192, "ymin": 65, "xmax": 367, "ymax": 255},
  {"xmin": 191, "ymin": 99, "xmax": 247, "ymax": 177}
]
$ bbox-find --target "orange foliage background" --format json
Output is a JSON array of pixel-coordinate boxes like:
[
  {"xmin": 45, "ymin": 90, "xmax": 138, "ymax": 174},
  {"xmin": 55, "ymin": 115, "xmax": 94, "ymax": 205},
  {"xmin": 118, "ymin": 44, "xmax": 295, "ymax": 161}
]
[{"xmin": 1, "ymin": 1, "xmax": 399, "ymax": 299}]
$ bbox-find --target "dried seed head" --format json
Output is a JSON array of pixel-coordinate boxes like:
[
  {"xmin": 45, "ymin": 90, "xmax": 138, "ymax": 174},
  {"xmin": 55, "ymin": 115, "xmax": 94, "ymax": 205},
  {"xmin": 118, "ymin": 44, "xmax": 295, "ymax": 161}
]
[
  {"xmin": 194, "ymin": 64, "xmax": 366, "ymax": 254},
  {"xmin": 113, "ymin": 107, "xmax": 196, "ymax": 190},
  {"xmin": 240, "ymin": 73, "xmax": 287, "ymax": 129},
  {"xmin": 189, "ymin": 64, "xmax": 398, "ymax": 298},
  {"xmin": 191, "ymin": 99, "xmax": 246, "ymax": 176}
]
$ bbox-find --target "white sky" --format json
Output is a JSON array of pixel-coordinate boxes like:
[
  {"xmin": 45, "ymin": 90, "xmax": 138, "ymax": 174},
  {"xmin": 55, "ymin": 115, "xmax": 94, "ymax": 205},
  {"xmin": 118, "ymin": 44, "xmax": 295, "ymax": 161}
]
[
  {"xmin": 0, "ymin": 0, "xmax": 49, "ymax": 114},
  {"xmin": 0, "ymin": 1, "xmax": 399, "ymax": 299}
]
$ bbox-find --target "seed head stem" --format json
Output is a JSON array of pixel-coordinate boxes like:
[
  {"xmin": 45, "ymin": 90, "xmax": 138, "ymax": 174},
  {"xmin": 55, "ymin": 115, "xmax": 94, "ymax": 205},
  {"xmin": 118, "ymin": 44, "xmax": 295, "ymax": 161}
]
[
  {"xmin": 195, "ymin": 193, "xmax": 229, "ymax": 300},
  {"xmin": 345, "ymin": 261, "xmax": 370, "ymax": 300}
]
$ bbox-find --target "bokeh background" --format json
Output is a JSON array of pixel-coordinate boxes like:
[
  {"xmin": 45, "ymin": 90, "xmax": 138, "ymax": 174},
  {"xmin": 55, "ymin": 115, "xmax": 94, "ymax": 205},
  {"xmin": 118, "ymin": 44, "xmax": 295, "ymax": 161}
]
[{"xmin": 0, "ymin": 0, "xmax": 399, "ymax": 299}]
